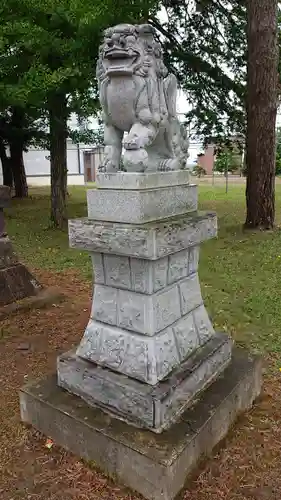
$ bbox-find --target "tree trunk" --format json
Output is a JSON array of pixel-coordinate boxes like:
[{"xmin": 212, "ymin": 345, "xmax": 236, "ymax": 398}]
[
  {"xmin": 10, "ymin": 140, "xmax": 28, "ymax": 198},
  {"xmin": 8, "ymin": 107, "xmax": 28, "ymax": 198},
  {"xmin": 0, "ymin": 139, "xmax": 13, "ymax": 188},
  {"xmin": 49, "ymin": 93, "xmax": 68, "ymax": 228},
  {"xmin": 245, "ymin": 0, "xmax": 279, "ymax": 229}
]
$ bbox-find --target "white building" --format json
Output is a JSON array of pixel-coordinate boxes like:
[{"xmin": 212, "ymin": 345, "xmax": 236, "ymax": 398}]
[
  {"xmin": 22, "ymin": 139, "xmax": 104, "ymax": 186},
  {"xmin": 0, "ymin": 114, "xmax": 104, "ymax": 186}
]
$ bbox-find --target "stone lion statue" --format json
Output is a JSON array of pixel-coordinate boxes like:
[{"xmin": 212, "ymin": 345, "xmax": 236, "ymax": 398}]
[{"xmin": 97, "ymin": 23, "xmax": 189, "ymax": 173}]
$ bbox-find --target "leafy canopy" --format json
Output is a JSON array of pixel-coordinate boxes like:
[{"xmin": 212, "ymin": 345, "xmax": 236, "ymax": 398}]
[
  {"xmin": 151, "ymin": 0, "xmax": 246, "ymax": 143},
  {"xmin": 0, "ymin": 0, "xmax": 159, "ymax": 110},
  {"xmin": 214, "ymin": 146, "xmax": 242, "ymax": 173},
  {"xmin": 0, "ymin": 0, "xmax": 159, "ymax": 151}
]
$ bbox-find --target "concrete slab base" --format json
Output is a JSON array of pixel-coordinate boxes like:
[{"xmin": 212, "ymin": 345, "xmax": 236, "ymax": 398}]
[{"xmin": 20, "ymin": 348, "xmax": 262, "ymax": 500}]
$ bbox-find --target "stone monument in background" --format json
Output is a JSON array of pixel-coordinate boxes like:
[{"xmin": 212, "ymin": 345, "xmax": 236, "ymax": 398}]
[
  {"xmin": 0, "ymin": 185, "xmax": 43, "ymax": 308},
  {"xmin": 20, "ymin": 24, "xmax": 262, "ymax": 500}
]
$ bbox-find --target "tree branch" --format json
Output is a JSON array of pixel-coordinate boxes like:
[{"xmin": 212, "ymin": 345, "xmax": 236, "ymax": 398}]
[{"xmin": 150, "ymin": 16, "xmax": 244, "ymax": 98}]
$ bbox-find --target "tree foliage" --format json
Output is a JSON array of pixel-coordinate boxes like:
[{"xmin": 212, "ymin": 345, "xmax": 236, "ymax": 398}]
[
  {"xmin": 214, "ymin": 146, "xmax": 242, "ymax": 173},
  {"xmin": 69, "ymin": 124, "xmax": 105, "ymax": 147},
  {"xmin": 1, "ymin": 0, "xmax": 280, "ymax": 230},
  {"xmin": 0, "ymin": 0, "xmax": 159, "ymax": 223},
  {"xmin": 193, "ymin": 163, "xmax": 206, "ymax": 177},
  {"xmin": 150, "ymin": 0, "xmax": 246, "ymax": 144}
]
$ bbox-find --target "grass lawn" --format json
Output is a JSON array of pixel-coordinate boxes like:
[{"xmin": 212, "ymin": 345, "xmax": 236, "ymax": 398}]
[
  {"xmin": 6, "ymin": 183, "xmax": 281, "ymax": 357},
  {"xmin": 2, "ymin": 183, "xmax": 281, "ymax": 500}
]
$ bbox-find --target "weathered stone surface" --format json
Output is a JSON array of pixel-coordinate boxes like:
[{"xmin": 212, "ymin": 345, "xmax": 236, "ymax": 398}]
[
  {"xmin": 91, "ymin": 253, "xmax": 105, "ymax": 284},
  {"xmin": 104, "ymin": 254, "xmax": 131, "ymax": 289},
  {"xmin": 87, "ymin": 184, "xmax": 197, "ymax": 224},
  {"xmin": 92, "ymin": 285, "xmax": 117, "ymax": 325},
  {"xmin": 118, "ymin": 289, "xmax": 152, "ymax": 333},
  {"xmin": 91, "ymin": 249, "xmax": 201, "ymax": 294},
  {"xmin": 193, "ymin": 304, "xmax": 215, "ymax": 344},
  {"xmin": 153, "ymin": 257, "xmax": 168, "ymax": 291},
  {"xmin": 59, "ymin": 353, "xmax": 155, "ymax": 426},
  {"xmin": 96, "ymin": 24, "xmax": 189, "ymax": 173},
  {"xmin": 130, "ymin": 257, "xmax": 153, "ymax": 293},
  {"xmin": 179, "ymin": 273, "xmax": 203, "ymax": 316},
  {"xmin": 0, "ymin": 238, "xmax": 18, "ymax": 269},
  {"xmin": 153, "ymin": 285, "xmax": 182, "ymax": 332},
  {"xmin": 75, "ymin": 319, "xmax": 180, "ymax": 384},
  {"xmin": 0, "ymin": 262, "xmax": 42, "ymax": 306},
  {"xmin": 21, "ymin": 348, "xmax": 261, "ymax": 500},
  {"xmin": 61, "ymin": 332, "xmax": 231, "ymax": 428},
  {"xmin": 96, "ymin": 170, "xmax": 191, "ymax": 190},
  {"xmin": 172, "ymin": 311, "xmax": 200, "ymax": 361},
  {"xmin": 189, "ymin": 245, "xmax": 199, "ymax": 274},
  {"xmin": 69, "ymin": 211, "xmax": 217, "ymax": 259},
  {"xmin": 154, "ymin": 213, "xmax": 217, "ymax": 258},
  {"xmin": 0, "ymin": 234, "xmax": 43, "ymax": 306},
  {"xmin": 168, "ymin": 249, "xmax": 189, "ymax": 284},
  {"xmin": 158, "ymin": 337, "xmax": 232, "ymax": 427},
  {"xmin": 75, "ymin": 307, "xmax": 221, "ymax": 385},
  {"xmin": 90, "ymin": 275, "xmax": 202, "ymax": 336}
]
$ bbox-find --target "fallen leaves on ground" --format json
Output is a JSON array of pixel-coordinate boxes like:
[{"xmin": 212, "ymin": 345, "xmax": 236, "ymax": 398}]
[{"xmin": 0, "ymin": 269, "xmax": 281, "ymax": 500}]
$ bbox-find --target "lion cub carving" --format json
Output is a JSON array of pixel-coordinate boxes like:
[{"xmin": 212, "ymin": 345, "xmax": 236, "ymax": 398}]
[{"xmin": 97, "ymin": 23, "xmax": 189, "ymax": 173}]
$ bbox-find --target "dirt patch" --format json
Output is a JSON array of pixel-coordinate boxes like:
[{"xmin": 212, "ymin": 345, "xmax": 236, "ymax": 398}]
[{"xmin": 0, "ymin": 269, "xmax": 281, "ymax": 500}]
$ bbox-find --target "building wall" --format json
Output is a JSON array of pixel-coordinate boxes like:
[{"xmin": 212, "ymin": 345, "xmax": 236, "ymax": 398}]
[
  {"xmin": 0, "ymin": 141, "xmax": 105, "ymax": 186},
  {"xmin": 23, "ymin": 140, "xmax": 83, "ymax": 178},
  {"xmin": 27, "ymin": 175, "xmax": 85, "ymax": 186},
  {"xmin": 197, "ymin": 144, "xmax": 215, "ymax": 174},
  {"xmin": 84, "ymin": 147, "xmax": 105, "ymax": 182},
  {"xmin": 24, "ymin": 148, "xmax": 82, "ymax": 177}
]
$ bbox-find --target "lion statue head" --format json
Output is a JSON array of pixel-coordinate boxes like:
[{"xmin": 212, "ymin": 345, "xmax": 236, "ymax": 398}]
[{"xmin": 96, "ymin": 23, "xmax": 168, "ymax": 82}]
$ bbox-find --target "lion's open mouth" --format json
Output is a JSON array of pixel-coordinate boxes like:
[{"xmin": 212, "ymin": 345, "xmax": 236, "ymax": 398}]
[{"xmin": 104, "ymin": 48, "xmax": 139, "ymax": 76}]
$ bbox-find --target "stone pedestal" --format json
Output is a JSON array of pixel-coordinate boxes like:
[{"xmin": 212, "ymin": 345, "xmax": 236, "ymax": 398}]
[
  {"xmin": 0, "ymin": 186, "xmax": 43, "ymax": 307},
  {"xmin": 20, "ymin": 172, "xmax": 262, "ymax": 499},
  {"xmin": 20, "ymin": 350, "xmax": 262, "ymax": 500},
  {"xmin": 57, "ymin": 171, "xmax": 234, "ymax": 432}
]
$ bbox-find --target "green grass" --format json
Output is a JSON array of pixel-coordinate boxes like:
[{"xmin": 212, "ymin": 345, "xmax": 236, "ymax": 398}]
[
  {"xmin": 5, "ymin": 184, "xmax": 281, "ymax": 357},
  {"xmin": 5, "ymin": 186, "xmax": 91, "ymax": 279}
]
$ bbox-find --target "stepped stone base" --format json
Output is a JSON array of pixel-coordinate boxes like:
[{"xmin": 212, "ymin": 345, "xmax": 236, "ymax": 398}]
[
  {"xmin": 69, "ymin": 211, "xmax": 217, "ymax": 259},
  {"xmin": 73, "ymin": 304, "xmax": 218, "ymax": 386},
  {"xmin": 20, "ymin": 348, "xmax": 262, "ymax": 500},
  {"xmin": 58, "ymin": 332, "xmax": 232, "ymax": 432},
  {"xmin": 0, "ymin": 237, "xmax": 43, "ymax": 306},
  {"xmin": 87, "ymin": 183, "xmax": 197, "ymax": 224}
]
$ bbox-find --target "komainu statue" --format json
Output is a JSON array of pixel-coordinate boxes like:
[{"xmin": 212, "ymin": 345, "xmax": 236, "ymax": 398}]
[{"xmin": 97, "ymin": 23, "xmax": 189, "ymax": 173}]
